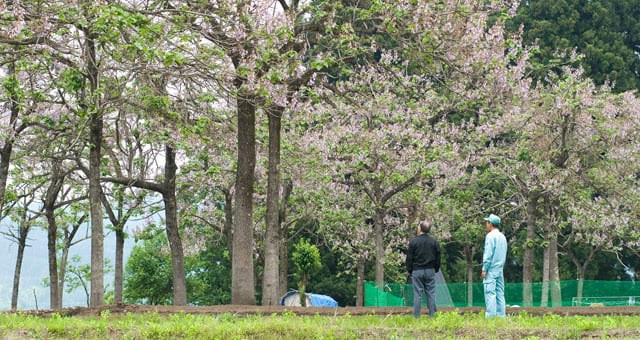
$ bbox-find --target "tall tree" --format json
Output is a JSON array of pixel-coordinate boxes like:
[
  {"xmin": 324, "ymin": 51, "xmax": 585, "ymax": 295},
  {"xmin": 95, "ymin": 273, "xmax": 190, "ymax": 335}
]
[
  {"xmin": 155, "ymin": 0, "xmax": 368, "ymax": 305},
  {"xmin": 2, "ymin": 0, "xmax": 139, "ymax": 307}
]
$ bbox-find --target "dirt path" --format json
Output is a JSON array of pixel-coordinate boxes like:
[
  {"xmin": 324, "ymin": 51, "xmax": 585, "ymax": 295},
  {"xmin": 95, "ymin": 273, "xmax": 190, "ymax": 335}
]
[{"xmin": 4, "ymin": 304, "xmax": 640, "ymax": 318}]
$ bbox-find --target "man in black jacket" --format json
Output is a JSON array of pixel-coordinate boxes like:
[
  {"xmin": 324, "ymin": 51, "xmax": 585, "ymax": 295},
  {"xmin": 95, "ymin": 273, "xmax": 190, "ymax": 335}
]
[{"xmin": 406, "ymin": 220, "xmax": 441, "ymax": 318}]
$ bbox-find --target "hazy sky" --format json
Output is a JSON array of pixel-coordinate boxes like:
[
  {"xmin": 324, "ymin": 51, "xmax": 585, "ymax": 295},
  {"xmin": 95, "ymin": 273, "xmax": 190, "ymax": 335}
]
[{"xmin": 0, "ymin": 224, "xmax": 135, "ymax": 310}]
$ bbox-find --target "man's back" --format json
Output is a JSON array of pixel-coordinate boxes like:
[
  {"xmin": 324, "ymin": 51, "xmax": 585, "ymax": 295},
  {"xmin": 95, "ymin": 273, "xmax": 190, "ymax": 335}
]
[
  {"xmin": 406, "ymin": 234, "xmax": 441, "ymax": 273},
  {"xmin": 407, "ymin": 222, "xmax": 441, "ymax": 318}
]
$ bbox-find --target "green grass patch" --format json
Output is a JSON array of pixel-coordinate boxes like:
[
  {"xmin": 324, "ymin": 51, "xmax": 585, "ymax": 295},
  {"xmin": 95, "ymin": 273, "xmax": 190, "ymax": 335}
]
[{"xmin": 1, "ymin": 311, "xmax": 640, "ymax": 339}]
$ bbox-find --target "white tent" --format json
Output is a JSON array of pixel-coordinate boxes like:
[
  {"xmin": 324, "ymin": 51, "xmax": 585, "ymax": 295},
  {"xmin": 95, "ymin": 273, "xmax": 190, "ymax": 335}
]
[{"xmin": 280, "ymin": 291, "xmax": 338, "ymax": 307}]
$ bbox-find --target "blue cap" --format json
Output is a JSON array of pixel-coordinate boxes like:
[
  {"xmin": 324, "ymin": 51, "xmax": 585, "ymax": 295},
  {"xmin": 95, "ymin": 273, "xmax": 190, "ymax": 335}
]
[{"xmin": 484, "ymin": 214, "xmax": 501, "ymax": 226}]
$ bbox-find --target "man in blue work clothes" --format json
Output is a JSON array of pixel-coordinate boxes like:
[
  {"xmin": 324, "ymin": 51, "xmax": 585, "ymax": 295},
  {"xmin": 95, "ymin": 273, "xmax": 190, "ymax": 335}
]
[
  {"xmin": 482, "ymin": 214, "xmax": 507, "ymax": 318},
  {"xmin": 406, "ymin": 220, "xmax": 441, "ymax": 318}
]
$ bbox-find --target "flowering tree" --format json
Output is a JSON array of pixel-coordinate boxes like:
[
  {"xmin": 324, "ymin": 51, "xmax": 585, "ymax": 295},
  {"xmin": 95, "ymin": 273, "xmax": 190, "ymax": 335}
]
[
  {"xmin": 144, "ymin": 0, "xmax": 372, "ymax": 305},
  {"xmin": 297, "ymin": 0, "xmax": 534, "ymax": 288},
  {"xmin": 558, "ymin": 87, "xmax": 640, "ymax": 299},
  {"xmin": 0, "ymin": 0, "xmax": 148, "ymax": 306},
  {"xmin": 488, "ymin": 63, "xmax": 640, "ymax": 305}
]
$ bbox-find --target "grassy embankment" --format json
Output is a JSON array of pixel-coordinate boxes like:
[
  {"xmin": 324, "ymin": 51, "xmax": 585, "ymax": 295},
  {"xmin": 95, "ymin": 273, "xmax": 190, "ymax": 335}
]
[{"xmin": 2, "ymin": 310, "xmax": 640, "ymax": 339}]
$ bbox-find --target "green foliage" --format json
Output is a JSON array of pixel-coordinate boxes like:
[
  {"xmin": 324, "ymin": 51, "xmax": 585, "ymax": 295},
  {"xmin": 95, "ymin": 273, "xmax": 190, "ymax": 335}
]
[
  {"xmin": 292, "ymin": 239, "xmax": 322, "ymax": 278},
  {"xmin": 291, "ymin": 238, "xmax": 321, "ymax": 306},
  {"xmin": 287, "ymin": 225, "xmax": 358, "ymax": 306},
  {"xmin": 124, "ymin": 235, "xmax": 174, "ymax": 305},
  {"xmin": 123, "ymin": 233, "xmax": 231, "ymax": 305},
  {"xmin": 184, "ymin": 239, "xmax": 232, "ymax": 306},
  {"xmin": 509, "ymin": 0, "xmax": 640, "ymax": 92}
]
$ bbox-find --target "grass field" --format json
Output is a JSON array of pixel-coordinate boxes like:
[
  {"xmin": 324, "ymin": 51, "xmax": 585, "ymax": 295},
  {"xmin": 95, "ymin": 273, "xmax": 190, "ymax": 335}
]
[{"xmin": 2, "ymin": 310, "xmax": 640, "ymax": 339}]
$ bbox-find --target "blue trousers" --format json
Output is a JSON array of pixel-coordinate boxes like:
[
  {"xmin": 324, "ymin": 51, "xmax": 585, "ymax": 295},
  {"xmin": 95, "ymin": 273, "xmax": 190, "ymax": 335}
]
[
  {"xmin": 412, "ymin": 268, "xmax": 437, "ymax": 318},
  {"xmin": 483, "ymin": 274, "xmax": 505, "ymax": 317}
]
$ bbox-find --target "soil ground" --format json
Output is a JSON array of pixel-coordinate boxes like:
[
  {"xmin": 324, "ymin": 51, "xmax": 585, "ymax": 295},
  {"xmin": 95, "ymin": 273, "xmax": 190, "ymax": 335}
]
[{"xmin": 4, "ymin": 304, "xmax": 640, "ymax": 318}]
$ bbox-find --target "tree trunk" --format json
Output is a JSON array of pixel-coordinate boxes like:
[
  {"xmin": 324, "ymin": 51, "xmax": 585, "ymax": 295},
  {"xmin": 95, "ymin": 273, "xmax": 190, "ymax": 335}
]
[
  {"xmin": 374, "ymin": 210, "xmax": 384, "ymax": 284},
  {"xmin": 356, "ymin": 256, "xmax": 365, "ymax": 307},
  {"xmin": 278, "ymin": 180, "xmax": 293, "ymax": 298},
  {"xmin": 231, "ymin": 92, "xmax": 257, "ymax": 305},
  {"xmin": 57, "ymin": 214, "xmax": 86, "ymax": 308},
  {"xmin": 466, "ymin": 257, "xmax": 474, "ymax": 307},
  {"xmin": 58, "ymin": 240, "xmax": 71, "ymax": 307},
  {"xmin": 522, "ymin": 192, "xmax": 539, "ymax": 307},
  {"xmin": 549, "ymin": 236, "xmax": 562, "ymax": 306},
  {"xmin": 163, "ymin": 144, "xmax": 187, "ymax": 305},
  {"xmin": 463, "ymin": 232, "xmax": 475, "ymax": 307},
  {"xmin": 577, "ymin": 267, "xmax": 586, "ymax": 301},
  {"xmin": 262, "ymin": 110, "xmax": 282, "ymax": 306},
  {"xmin": 102, "ymin": 191, "xmax": 134, "ymax": 305},
  {"xmin": 300, "ymin": 273, "xmax": 307, "ymax": 307},
  {"xmin": 86, "ymin": 31, "xmax": 105, "ymax": 308},
  {"xmin": 0, "ymin": 138, "xmax": 12, "ymax": 216},
  {"xmin": 223, "ymin": 188, "xmax": 234, "ymax": 262},
  {"xmin": 0, "ymin": 61, "xmax": 18, "ymax": 214},
  {"xmin": 406, "ymin": 203, "xmax": 419, "ymax": 235},
  {"xmin": 46, "ymin": 205, "xmax": 60, "ymax": 309},
  {"xmin": 576, "ymin": 253, "xmax": 597, "ymax": 302},
  {"xmin": 89, "ymin": 110, "xmax": 104, "ymax": 307},
  {"xmin": 568, "ymin": 245, "xmax": 600, "ymax": 305},
  {"xmin": 279, "ymin": 236, "xmax": 289, "ymax": 297},
  {"xmin": 11, "ymin": 224, "xmax": 30, "ymax": 310},
  {"xmin": 541, "ymin": 235, "xmax": 550, "ymax": 307},
  {"xmin": 114, "ymin": 194, "xmax": 124, "ymax": 306},
  {"xmin": 100, "ymin": 145, "xmax": 185, "ymax": 305},
  {"xmin": 114, "ymin": 228, "xmax": 124, "ymax": 304},
  {"xmin": 45, "ymin": 162, "xmax": 63, "ymax": 309}
]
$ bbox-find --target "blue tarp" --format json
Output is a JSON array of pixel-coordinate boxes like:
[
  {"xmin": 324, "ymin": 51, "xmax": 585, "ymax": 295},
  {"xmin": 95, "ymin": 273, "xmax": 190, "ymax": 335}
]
[{"xmin": 280, "ymin": 291, "xmax": 338, "ymax": 307}]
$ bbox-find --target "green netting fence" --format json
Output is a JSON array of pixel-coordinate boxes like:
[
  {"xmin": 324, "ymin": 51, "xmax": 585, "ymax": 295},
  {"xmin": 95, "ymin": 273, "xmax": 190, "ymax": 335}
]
[{"xmin": 365, "ymin": 280, "xmax": 640, "ymax": 307}]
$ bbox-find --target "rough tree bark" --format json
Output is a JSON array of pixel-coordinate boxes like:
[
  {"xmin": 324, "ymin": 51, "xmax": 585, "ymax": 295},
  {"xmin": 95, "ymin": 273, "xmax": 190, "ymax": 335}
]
[
  {"xmin": 522, "ymin": 191, "xmax": 539, "ymax": 306},
  {"xmin": 0, "ymin": 63, "xmax": 27, "ymax": 214},
  {"xmin": 223, "ymin": 187, "xmax": 234, "ymax": 261},
  {"xmin": 11, "ymin": 225, "xmax": 29, "ymax": 310},
  {"xmin": 100, "ymin": 191, "xmax": 125, "ymax": 304},
  {"xmin": 44, "ymin": 161, "xmax": 64, "ymax": 309},
  {"xmin": 541, "ymin": 234, "xmax": 550, "ymax": 307},
  {"xmin": 231, "ymin": 90, "xmax": 257, "ymax": 305},
  {"xmin": 0, "ymin": 61, "xmax": 23, "ymax": 215},
  {"xmin": 114, "ymin": 227, "xmax": 124, "ymax": 303},
  {"xmin": 374, "ymin": 209, "xmax": 385, "ymax": 284},
  {"xmin": 85, "ymin": 29, "xmax": 105, "ymax": 307},
  {"xmin": 356, "ymin": 256, "xmax": 365, "ymax": 307},
  {"xmin": 0, "ymin": 139, "xmax": 11, "ymax": 215},
  {"xmin": 11, "ymin": 208, "xmax": 32, "ymax": 310},
  {"xmin": 263, "ymin": 109, "xmax": 283, "ymax": 305},
  {"xmin": 163, "ymin": 144, "xmax": 188, "ymax": 305},
  {"xmin": 541, "ymin": 200, "xmax": 552, "ymax": 307},
  {"xmin": 278, "ymin": 239, "xmax": 288, "ymax": 297},
  {"xmin": 463, "ymin": 233, "xmax": 475, "ymax": 307},
  {"xmin": 549, "ymin": 236, "xmax": 562, "ymax": 306},
  {"xmin": 278, "ymin": 180, "xmax": 293, "ymax": 297}
]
